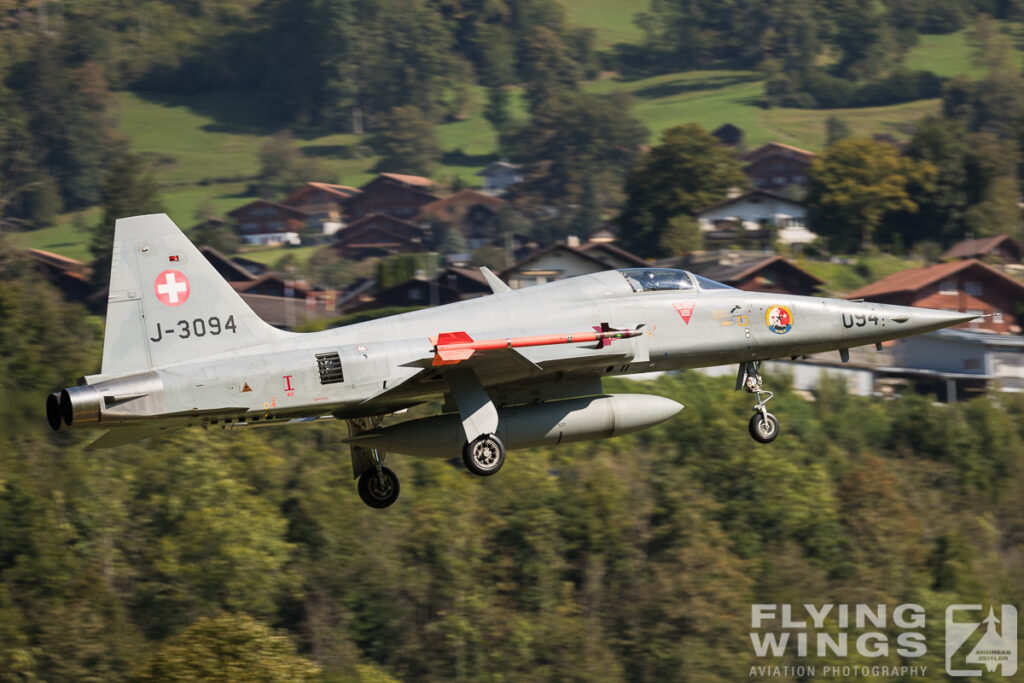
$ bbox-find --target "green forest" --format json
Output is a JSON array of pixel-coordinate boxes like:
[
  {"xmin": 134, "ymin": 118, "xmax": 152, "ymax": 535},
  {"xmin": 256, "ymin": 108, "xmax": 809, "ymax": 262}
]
[
  {"xmin": 2, "ymin": 0, "xmax": 1024, "ymax": 680},
  {"xmin": 2, "ymin": 245, "xmax": 1023, "ymax": 680}
]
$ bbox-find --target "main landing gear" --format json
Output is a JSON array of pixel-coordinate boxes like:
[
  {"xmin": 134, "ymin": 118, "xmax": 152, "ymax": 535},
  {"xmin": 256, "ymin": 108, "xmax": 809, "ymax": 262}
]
[
  {"xmin": 462, "ymin": 434, "xmax": 506, "ymax": 476},
  {"xmin": 740, "ymin": 361, "xmax": 779, "ymax": 443},
  {"xmin": 357, "ymin": 448, "xmax": 400, "ymax": 508}
]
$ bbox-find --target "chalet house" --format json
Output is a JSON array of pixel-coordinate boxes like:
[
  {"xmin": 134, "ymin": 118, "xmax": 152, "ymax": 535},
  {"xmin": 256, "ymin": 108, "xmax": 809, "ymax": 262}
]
[
  {"xmin": 676, "ymin": 253, "xmax": 825, "ymax": 296},
  {"xmin": 477, "ymin": 161, "xmax": 523, "ymax": 195},
  {"xmin": 416, "ymin": 190, "xmax": 507, "ymax": 248},
  {"xmin": 346, "ymin": 266, "xmax": 492, "ymax": 312},
  {"xmin": 696, "ymin": 189, "xmax": 816, "ymax": 246},
  {"xmin": 343, "ymin": 173, "xmax": 439, "ymax": 221},
  {"xmin": 888, "ymin": 328, "xmax": 1024, "ymax": 401},
  {"xmin": 333, "ymin": 213, "xmax": 427, "ymax": 260},
  {"xmin": 942, "ymin": 234, "xmax": 1022, "ymax": 264},
  {"xmin": 740, "ymin": 142, "xmax": 815, "ymax": 190},
  {"xmin": 231, "ymin": 272, "xmax": 315, "ymax": 299},
  {"xmin": 25, "ymin": 249, "xmax": 94, "ymax": 302},
  {"xmin": 230, "ymin": 255, "xmax": 269, "ymax": 277},
  {"xmin": 284, "ymin": 182, "xmax": 362, "ymax": 237},
  {"xmin": 847, "ymin": 259, "xmax": 1024, "ymax": 334},
  {"xmin": 228, "ymin": 200, "xmax": 310, "ymax": 245},
  {"xmin": 501, "ymin": 241, "xmax": 647, "ymax": 289},
  {"xmin": 239, "ymin": 293, "xmax": 337, "ymax": 330},
  {"xmin": 199, "ymin": 246, "xmax": 258, "ymax": 284},
  {"xmin": 574, "ymin": 241, "xmax": 648, "ymax": 269}
]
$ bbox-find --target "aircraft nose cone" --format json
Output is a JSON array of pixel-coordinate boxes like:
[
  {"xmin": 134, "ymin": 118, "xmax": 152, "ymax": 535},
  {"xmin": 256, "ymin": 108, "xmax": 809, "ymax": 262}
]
[{"xmin": 909, "ymin": 308, "xmax": 980, "ymax": 334}]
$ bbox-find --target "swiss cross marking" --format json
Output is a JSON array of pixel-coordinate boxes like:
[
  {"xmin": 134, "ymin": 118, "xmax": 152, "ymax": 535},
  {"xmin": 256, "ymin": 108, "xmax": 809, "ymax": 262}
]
[{"xmin": 155, "ymin": 270, "xmax": 190, "ymax": 306}]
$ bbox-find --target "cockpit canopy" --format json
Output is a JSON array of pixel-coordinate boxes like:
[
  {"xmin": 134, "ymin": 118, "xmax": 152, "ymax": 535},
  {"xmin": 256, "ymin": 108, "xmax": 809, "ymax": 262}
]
[{"xmin": 618, "ymin": 268, "xmax": 733, "ymax": 293}]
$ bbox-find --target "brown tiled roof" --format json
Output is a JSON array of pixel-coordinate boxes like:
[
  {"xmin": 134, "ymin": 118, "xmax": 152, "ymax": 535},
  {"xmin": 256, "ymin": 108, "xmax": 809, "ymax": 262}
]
[
  {"xmin": 230, "ymin": 272, "xmax": 312, "ymax": 295},
  {"xmin": 500, "ymin": 243, "xmax": 619, "ymax": 277},
  {"xmin": 696, "ymin": 189, "xmax": 805, "ymax": 215},
  {"xmin": 416, "ymin": 189, "xmax": 505, "ymax": 222},
  {"xmin": 575, "ymin": 241, "xmax": 649, "ymax": 267},
  {"xmin": 227, "ymin": 199, "xmax": 311, "ymax": 218},
  {"xmin": 199, "ymin": 246, "xmax": 258, "ymax": 282},
  {"xmin": 690, "ymin": 255, "xmax": 824, "ymax": 286},
  {"xmin": 942, "ymin": 234, "xmax": 1020, "ymax": 260},
  {"xmin": 378, "ymin": 172, "xmax": 434, "ymax": 188},
  {"xmin": 445, "ymin": 265, "xmax": 490, "ymax": 286},
  {"xmin": 740, "ymin": 142, "xmax": 816, "ymax": 162},
  {"xmin": 25, "ymin": 248, "xmax": 90, "ymax": 276},
  {"xmin": 240, "ymin": 293, "xmax": 336, "ymax": 329},
  {"xmin": 341, "ymin": 213, "xmax": 425, "ymax": 235},
  {"xmin": 285, "ymin": 182, "xmax": 362, "ymax": 205},
  {"xmin": 847, "ymin": 259, "xmax": 1024, "ymax": 299}
]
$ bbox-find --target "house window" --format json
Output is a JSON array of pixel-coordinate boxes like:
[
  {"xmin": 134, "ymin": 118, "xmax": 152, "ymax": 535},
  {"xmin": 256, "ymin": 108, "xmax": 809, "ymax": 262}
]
[
  {"xmin": 965, "ymin": 281, "xmax": 983, "ymax": 296},
  {"xmin": 408, "ymin": 288, "xmax": 423, "ymax": 301},
  {"xmin": 939, "ymin": 280, "xmax": 958, "ymax": 295},
  {"xmin": 993, "ymin": 311, "xmax": 1004, "ymax": 323},
  {"xmin": 963, "ymin": 358, "xmax": 980, "ymax": 370}
]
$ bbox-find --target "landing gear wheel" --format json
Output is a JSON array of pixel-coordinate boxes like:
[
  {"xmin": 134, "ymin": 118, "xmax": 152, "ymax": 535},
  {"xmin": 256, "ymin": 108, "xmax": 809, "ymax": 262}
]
[
  {"xmin": 749, "ymin": 412, "xmax": 780, "ymax": 443},
  {"xmin": 462, "ymin": 434, "xmax": 505, "ymax": 476},
  {"xmin": 358, "ymin": 466, "xmax": 400, "ymax": 508}
]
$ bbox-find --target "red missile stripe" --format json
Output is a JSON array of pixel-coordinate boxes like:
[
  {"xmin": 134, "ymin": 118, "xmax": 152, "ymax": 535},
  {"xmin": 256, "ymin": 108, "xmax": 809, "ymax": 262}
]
[{"xmin": 430, "ymin": 328, "xmax": 639, "ymax": 366}]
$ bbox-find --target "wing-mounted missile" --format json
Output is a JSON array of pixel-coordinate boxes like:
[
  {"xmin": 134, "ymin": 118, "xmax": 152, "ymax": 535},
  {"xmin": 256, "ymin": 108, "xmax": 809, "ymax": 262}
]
[{"xmin": 430, "ymin": 324, "xmax": 642, "ymax": 366}]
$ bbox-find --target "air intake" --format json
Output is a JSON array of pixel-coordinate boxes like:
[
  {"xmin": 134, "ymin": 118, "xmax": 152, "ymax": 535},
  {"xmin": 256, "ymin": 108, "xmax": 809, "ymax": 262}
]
[{"xmin": 315, "ymin": 352, "xmax": 344, "ymax": 384}]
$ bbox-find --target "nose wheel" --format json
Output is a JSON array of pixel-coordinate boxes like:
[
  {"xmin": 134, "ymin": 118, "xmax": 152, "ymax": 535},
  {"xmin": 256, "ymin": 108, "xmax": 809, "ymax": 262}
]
[
  {"xmin": 740, "ymin": 361, "xmax": 779, "ymax": 444},
  {"xmin": 357, "ymin": 449, "xmax": 400, "ymax": 508}
]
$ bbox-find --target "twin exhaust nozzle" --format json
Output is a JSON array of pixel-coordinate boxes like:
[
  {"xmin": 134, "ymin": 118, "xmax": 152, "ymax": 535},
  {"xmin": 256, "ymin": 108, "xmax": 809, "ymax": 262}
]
[{"xmin": 46, "ymin": 385, "xmax": 102, "ymax": 431}]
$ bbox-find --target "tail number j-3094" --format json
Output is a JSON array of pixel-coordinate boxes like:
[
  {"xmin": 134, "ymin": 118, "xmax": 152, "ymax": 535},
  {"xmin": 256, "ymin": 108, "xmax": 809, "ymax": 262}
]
[{"xmin": 150, "ymin": 315, "xmax": 237, "ymax": 342}]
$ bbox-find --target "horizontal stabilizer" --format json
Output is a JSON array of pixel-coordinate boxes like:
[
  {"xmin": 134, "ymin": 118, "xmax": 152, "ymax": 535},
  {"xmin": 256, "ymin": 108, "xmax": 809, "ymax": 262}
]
[{"xmin": 88, "ymin": 426, "xmax": 184, "ymax": 449}]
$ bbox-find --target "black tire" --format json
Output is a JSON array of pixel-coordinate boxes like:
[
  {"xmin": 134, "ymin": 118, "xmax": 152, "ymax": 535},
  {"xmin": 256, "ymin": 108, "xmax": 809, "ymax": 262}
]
[
  {"xmin": 749, "ymin": 412, "xmax": 780, "ymax": 443},
  {"xmin": 462, "ymin": 434, "xmax": 505, "ymax": 476},
  {"xmin": 357, "ymin": 466, "xmax": 400, "ymax": 508}
]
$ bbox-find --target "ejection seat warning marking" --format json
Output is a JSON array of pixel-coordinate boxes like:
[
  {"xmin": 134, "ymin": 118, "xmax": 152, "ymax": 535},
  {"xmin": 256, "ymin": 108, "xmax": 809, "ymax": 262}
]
[
  {"xmin": 674, "ymin": 302, "xmax": 695, "ymax": 324},
  {"xmin": 242, "ymin": 383, "xmax": 252, "ymax": 393},
  {"xmin": 155, "ymin": 270, "xmax": 190, "ymax": 306}
]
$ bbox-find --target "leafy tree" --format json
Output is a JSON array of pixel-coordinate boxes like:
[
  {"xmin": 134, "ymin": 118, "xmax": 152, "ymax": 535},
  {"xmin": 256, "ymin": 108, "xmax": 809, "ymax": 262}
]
[
  {"xmin": 508, "ymin": 91, "xmax": 647, "ymax": 236},
  {"xmin": 373, "ymin": 106, "xmax": 442, "ymax": 176},
  {"xmin": 189, "ymin": 220, "xmax": 241, "ymax": 254},
  {"xmin": 518, "ymin": 26, "xmax": 582, "ymax": 112},
  {"xmin": 484, "ymin": 86, "xmax": 511, "ymax": 149},
  {"xmin": 805, "ymin": 138, "xmax": 936, "ymax": 251},
  {"xmin": 825, "ymin": 116, "xmax": 852, "ymax": 146},
  {"xmin": 257, "ymin": 131, "xmax": 335, "ymax": 199},
  {"xmin": 136, "ymin": 614, "xmax": 319, "ymax": 682},
  {"xmin": 618, "ymin": 124, "xmax": 746, "ymax": 257},
  {"xmin": 90, "ymin": 150, "xmax": 164, "ymax": 291},
  {"xmin": 426, "ymin": 218, "xmax": 467, "ymax": 255},
  {"xmin": 891, "ymin": 118, "xmax": 1020, "ymax": 247}
]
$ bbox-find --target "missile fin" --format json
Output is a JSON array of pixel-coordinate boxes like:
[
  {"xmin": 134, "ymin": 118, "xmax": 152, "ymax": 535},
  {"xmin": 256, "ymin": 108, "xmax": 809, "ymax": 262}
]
[{"xmin": 435, "ymin": 331, "xmax": 473, "ymax": 346}]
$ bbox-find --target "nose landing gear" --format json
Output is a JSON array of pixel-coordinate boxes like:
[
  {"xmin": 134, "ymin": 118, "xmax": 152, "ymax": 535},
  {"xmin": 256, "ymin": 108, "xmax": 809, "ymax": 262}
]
[
  {"xmin": 739, "ymin": 361, "xmax": 779, "ymax": 443},
  {"xmin": 357, "ymin": 448, "xmax": 400, "ymax": 508}
]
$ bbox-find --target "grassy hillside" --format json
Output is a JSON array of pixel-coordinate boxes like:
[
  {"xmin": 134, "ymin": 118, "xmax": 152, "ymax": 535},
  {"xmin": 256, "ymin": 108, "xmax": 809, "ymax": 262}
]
[
  {"xmin": 15, "ymin": 22, "xmax": 1009, "ymax": 262},
  {"xmin": 561, "ymin": 0, "xmax": 645, "ymax": 48}
]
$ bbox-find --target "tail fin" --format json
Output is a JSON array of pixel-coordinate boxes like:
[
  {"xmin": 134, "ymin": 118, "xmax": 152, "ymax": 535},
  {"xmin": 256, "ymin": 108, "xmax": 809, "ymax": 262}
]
[{"xmin": 101, "ymin": 214, "xmax": 289, "ymax": 374}]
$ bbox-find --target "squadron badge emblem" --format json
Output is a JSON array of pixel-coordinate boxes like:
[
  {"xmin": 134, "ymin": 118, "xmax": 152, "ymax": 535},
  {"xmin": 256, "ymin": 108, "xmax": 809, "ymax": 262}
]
[{"xmin": 765, "ymin": 305, "xmax": 793, "ymax": 335}]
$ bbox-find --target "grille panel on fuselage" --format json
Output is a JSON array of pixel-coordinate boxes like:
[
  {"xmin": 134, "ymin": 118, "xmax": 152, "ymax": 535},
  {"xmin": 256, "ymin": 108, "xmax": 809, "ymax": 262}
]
[{"xmin": 315, "ymin": 352, "xmax": 344, "ymax": 384}]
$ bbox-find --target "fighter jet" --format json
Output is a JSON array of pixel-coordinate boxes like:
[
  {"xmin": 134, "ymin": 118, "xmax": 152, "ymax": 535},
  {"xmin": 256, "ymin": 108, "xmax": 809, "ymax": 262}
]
[{"xmin": 46, "ymin": 215, "xmax": 976, "ymax": 508}]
